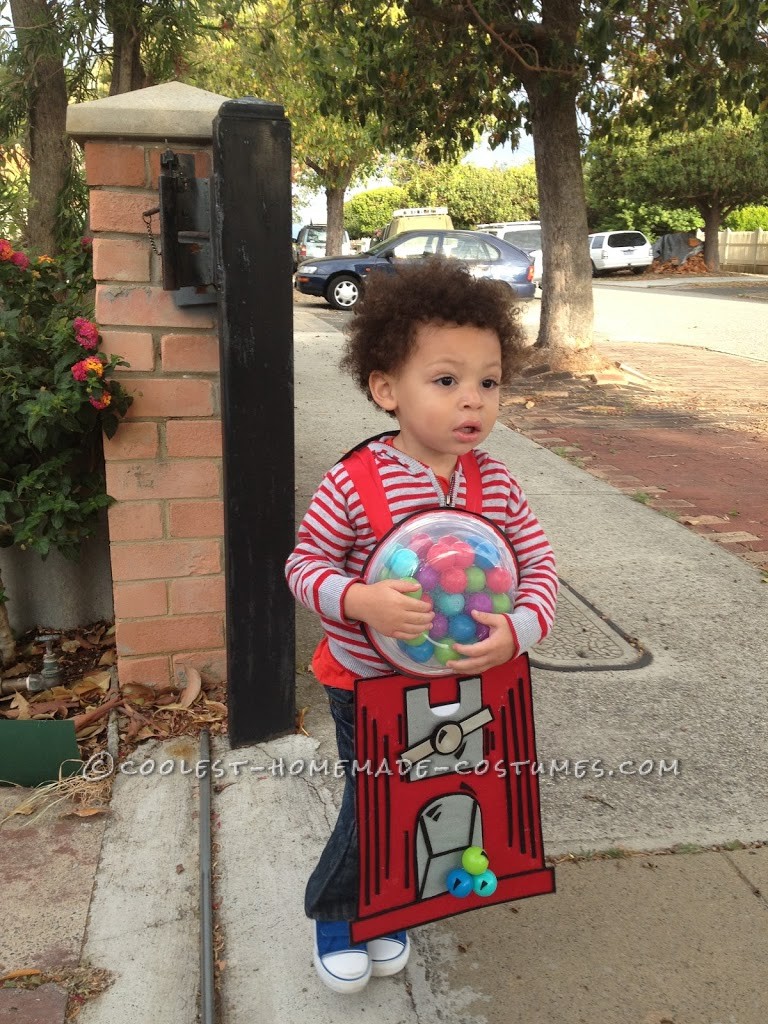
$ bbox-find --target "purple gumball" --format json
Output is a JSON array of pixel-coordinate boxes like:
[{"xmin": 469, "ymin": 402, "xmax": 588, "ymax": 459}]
[
  {"xmin": 429, "ymin": 612, "xmax": 449, "ymax": 640},
  {"xmin": 465, "ymin": 592, "xmax": 493, "ymax": 615},
  {"xmin": 476, "ymin": 623, "xmax": 491, "ymax": 641},
  {"xmin": 416, "ymin": 563, "xmax": 439, "ymax": 592}
]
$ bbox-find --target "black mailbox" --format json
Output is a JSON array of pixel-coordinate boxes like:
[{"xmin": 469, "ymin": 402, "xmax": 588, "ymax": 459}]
[{"xmin": 145, "ymin": 149, "xmax": 217, "ymax": 304}]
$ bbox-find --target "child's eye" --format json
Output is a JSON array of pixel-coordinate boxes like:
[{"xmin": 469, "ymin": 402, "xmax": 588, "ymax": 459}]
[
  {"xmin": 482, "ymin": 379, "xmax": 500, "ymax": 390},
  {"xmin": 435, "ymin": 376, "xmax": 455, "ymax": 387}
]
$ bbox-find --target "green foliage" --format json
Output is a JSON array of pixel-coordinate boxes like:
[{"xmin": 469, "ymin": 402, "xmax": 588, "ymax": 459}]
[
  {"xmin": 724, "ymin": 206, "xmax": 768, "ymax": 231},
  {"xmin": 0, "ymin": 239, "xmax": 132, "ymax": 560},
  {"xmin": 585, "ymin": 195, "xmax": 703, "ymax": 241},
  {"xmin": 585, "ymin": 114, "xmax": 768, "ymax": 226},
  {"xmin": 344, "ymin": 186, "xmax": 409, "ymax": 238},
  {"xmin": 402, "ymin": 163, "xmax": 539, "ymax": 229}
]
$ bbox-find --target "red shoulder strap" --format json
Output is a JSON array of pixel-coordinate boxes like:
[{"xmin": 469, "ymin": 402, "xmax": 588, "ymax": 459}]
[{"xmin": 343, "ymin": 445, "xmax": 485, "ymax": 541}]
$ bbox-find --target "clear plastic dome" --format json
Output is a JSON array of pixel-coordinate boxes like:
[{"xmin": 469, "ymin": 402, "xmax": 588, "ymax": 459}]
[{"xmin": 363, "ymin": 509, "xmax": 518, "ymax": 677}]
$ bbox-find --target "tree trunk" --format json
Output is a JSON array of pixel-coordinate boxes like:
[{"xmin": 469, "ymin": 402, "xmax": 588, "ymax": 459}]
[
  {"xmin": 106, "ymin": 0, "xmax": 146, "ymax": 94},
  {"xmin": 701, "ymin": 202, "xmax": 721, "ymax": 272},
  {"xmin": 0, "ymin": 569, "xmax": 16, "ymax": 667},
  {"xmin": 9, "ymin": 0, "xmax": 71, "ymax": 255},
  {"xmin": 527, "ymin": 75, "xmax": 594, "ymax": 352},
  {"xmin": 325, "ymin": 169, "xmax": 354, "ymax": 255}
]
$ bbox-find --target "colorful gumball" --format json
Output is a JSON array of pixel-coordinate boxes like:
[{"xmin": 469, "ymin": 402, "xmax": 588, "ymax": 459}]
[
  {"xmin": 448, "ymin": 613, "xmax": 477, "ymax": 644},
  {"xmin": 401, "ymin": 577, "xmax": 423, "ymax": 600},
  {"xmin": 452, "ymin": 540, "xmax": 476, "ymax": 569},
  {"xmin": 389, "ymin": 547, "xmax": 420, "ymax": 579},
  {"xmin": 433, "ymin": 589, "xmax": 464, "ymax": 617},
  {"xmin": 398, "ymin": 638, "xmax": 433, "ymax": 662},
  {"xmin": 409, "ymin": 532, "xmax": 433, "ymax": 559},
  {"xmin": 440, "ymin": 568, "xmax": 467, "ymax": 594},
  {"xmin": 486, "ymin": 566, "xmax": 513, "ymax": 593},
  {"xmin": 433, "ymin": 639, "xmax": 459, "ymax": 665},
  {"xmin": 465, "ymin": 592, "xmax": 493, "ymax": 615},
  {"xmin": 446, "ymin": 868, "xmax": 474, "ymax": 898},
  {"xmin": 465, "ymin": 566, "xmax": 486, "ymax": 592},
  {"xmin": 404, "ymin": 632, "xmax": 430, "ymax": 647},
  {"xmin": 415, "ymin": 563, "xmax": 440, "ymax": 592},
  {"xmin": 476, "ymin": 623, "xmax": 491, "ymax": 641},
  {"xmin": 490, "ymin": 593, "xmax": 512, "ymax": 614},
  {"xmin": 469, "ymin": 537, "xmax": 498, "ymax": 571},
  {"xmin": 461, "ymin": 846, "xmax": 490, "ymax": 875},
  {"xmin": 472, "ymin": 869, "xmax": 498, "ymax": 897},
  {"xmin": 429, "ymin": 612, "xmax": 449, "ymax": 640}
]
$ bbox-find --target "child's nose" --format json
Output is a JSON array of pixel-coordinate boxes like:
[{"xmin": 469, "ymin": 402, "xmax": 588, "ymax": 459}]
[{"xmin": 461, "ymin": 385, "xmax": 484, "ymax": 407}]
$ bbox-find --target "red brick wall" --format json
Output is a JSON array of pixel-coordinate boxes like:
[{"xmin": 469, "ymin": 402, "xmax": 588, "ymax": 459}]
[{"xmin": 85, "ymin": 140, "xmax": 225, "ymax": 689}]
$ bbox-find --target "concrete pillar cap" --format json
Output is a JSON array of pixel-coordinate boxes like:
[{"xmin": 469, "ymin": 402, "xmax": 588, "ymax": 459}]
[{"xmin": 67, "ymin": 81, "xmax": 233, "ymax": 143}]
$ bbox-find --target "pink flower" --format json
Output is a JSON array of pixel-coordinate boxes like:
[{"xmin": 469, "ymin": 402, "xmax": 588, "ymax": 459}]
[
  {"xmin": 71, "ymin": 360, "xmax": 90, "ymax": 381},
  {"xmin": 0, "ymin": 240, "xmax": 14, "ymax": 262},
  {"xmin": 11, "ymin": 251, "xmax": 30, "ymax": 270},
  {"xmin": 81, "ymin": 237, "xmax": 93, "ymax": 250},
  {"xmin": 73, "ymin": 317, "xmax": 100, "ymax": 350},
  {"xmin": 89, "ymin": 391, "xmax": 112, "ymax": 410}
]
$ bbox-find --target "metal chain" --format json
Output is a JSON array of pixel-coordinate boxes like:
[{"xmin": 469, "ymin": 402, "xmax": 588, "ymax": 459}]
[{"xmin": 143, "ymin": 207, "xmax": 161, "ymax": 257}]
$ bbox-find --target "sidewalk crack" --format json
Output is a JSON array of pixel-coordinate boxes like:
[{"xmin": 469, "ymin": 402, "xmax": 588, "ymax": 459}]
[{"xmin": 721, "ymin": 851, "xmax": 768, "ymax": 909}]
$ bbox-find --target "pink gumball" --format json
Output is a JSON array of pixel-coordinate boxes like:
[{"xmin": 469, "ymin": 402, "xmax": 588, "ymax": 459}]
[
  {"xmin": 452, "ymin": 540, "xmax": 475, "ymax": 569},
  {"xmin": 410, "ymin": 532, "xmax": 433, "ymax": 559},
  {"xmin": 476, "ymin": 623, "xmax": 491, "ymax": 641},
  {"xmin": 440, "ymin": 568, "xmax": 467, "ymax": 594},
  {"xmin": 421, "ymin": 593, "xmax": 434, "ymax": 611},
  {"xmin": 465, "ymin": 592, "xmax": 493, "ymax": 615},
  {"xmin": 426, "ymin": 541, "xmax": 453, "ymax": 570},
  {"xmin": 486, "ymin": 566, "xmax": 513, "ymax": 593}
]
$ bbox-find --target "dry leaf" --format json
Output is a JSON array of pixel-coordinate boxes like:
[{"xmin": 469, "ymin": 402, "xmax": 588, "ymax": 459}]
[
  {"xmin": 121, "ymin": 682, "xmax": 156, "ymax": 700},
  {"xmin": 10, "ymin": 691, "xmax": 32, "ymax": 720},
  {"xmin": 4, "ymin": 661, "xmax": 33, "ymax": 678},
  {"xmin": 0, "ymin": 969, "xmax": 43, "ymax": 982},
  {"xmin": 177, "ymin": 665, "xmax": 202, "ymax": 709},
  {"xmin": 66, "ymin": 806, "xmax": 108, "ymax": 818},
  {"xmin": 98, "ymin": 649, "xmax": 116, "ymax": 667}
]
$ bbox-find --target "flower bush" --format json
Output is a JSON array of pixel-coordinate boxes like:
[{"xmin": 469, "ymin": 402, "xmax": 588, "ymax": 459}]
[{"xmin": 0, "ymin": 238, "xmax": 132, "ymax": 564}]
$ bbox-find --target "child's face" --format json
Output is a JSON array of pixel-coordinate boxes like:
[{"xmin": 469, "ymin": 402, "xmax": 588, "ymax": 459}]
[{"xmin": 369, "ymin": 321, "xmax": 503, "ymax": 476}]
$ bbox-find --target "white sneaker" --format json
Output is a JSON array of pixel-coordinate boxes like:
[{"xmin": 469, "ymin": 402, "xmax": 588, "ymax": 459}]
[
  {"xmin": 313, "ymin": 921, "xmax": 371, "ymax": 993},
  {"xmin": 368, "ymin": 930, "xmax": 410, "ymax": 977}
]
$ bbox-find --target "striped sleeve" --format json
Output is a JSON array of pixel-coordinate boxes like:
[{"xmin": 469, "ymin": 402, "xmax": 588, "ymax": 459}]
[
  {"xmin": 285, "ymin": 466, "xmax": 361, "ymax": 624},
  {"xmin": 502, "ymin": 478, "xmax": 559, "ymax": 655}
]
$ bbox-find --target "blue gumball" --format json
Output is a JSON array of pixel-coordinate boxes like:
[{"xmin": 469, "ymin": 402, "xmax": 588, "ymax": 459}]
[
  {"xmin": 389, "ymin": 546, "xmax": 420, "ymax": 579},
  {"xmin": 446, "ymin": 868, "xmax": 474, "ymax": 898},
  {"xmin": 398, "ymin": 638, "xmax": 433, "ymax": 663},
  {"xmin": 433, "ymin": 588, "xmax": 465, "ymax": 617},
  {"xmin": 469, "ymin": 537, "xmax": 498, "ymax": 571},
  {"xmin": 448, "ymin": 613, "xmax": 477, "ymax": 644},
  {"xmin": 472, "ymin": 869, "xmax": 498, "ymax": 898}
]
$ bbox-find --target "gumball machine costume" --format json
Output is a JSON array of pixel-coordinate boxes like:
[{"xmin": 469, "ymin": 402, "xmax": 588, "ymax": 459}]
[{"xmin": 343, "ymin": 445, "xmax": 555, "ymax": 944}]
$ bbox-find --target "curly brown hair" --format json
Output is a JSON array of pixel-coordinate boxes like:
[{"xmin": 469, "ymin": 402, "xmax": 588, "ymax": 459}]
[{"xmin": 339, "ymin": 258, "xmax": 528, "ymax": 410}]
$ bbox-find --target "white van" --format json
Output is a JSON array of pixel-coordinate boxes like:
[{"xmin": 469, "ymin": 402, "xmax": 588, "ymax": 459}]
[
  {"xmin": 476, "ymin": 221, "xmax": 542, "ymax": 287},
  {"xmin": 295, "ymin": 224, "xmax": 351, "ymax": 264},
  {"xmin": 588, "ymin": 230, "xmax": 653, "ymax": 276}
]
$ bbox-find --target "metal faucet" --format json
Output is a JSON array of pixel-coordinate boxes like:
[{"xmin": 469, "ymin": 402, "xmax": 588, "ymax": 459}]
[{"xmin": 0, "ymin": 633, "xmax": 62, "ymax": 695}]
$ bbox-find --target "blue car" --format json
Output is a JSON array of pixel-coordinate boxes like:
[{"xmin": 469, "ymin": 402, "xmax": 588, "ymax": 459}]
[{"xmin": 294, "ymin": 229, "xmax": 536, "ymax": 310}]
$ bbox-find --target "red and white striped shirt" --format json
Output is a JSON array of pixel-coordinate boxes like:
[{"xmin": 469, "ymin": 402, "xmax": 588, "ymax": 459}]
[{"xmin": 285, "ymin": 436, "xmax": 558, "ymax": 681}]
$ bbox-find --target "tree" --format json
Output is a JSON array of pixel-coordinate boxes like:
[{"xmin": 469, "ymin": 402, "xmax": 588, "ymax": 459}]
[
  {"xmin": 186, "ymin": 2, "xmax": 389, "ymax": 255},
  {"xmin": 586, "ymin": 114, "xmax": 768, "ymax": 270},
  {"xmin": 1, "ymin": 0, "xmax": 206, "ymax": 253},
  {"xmin": 400, "ymin": 162, "xmax": 539, "ymax": 228}
]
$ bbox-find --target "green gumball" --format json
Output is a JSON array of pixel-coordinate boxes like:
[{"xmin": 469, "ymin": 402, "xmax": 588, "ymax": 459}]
[
  {"xmin": 402, "ymin": 577, "xmax": 423, "ymax": 600},
  {"xmin": 433, "ymin": 639, "xmax": 459, "ymax": 665},
  {"xmin": 404, "ymin": 632, "xmax": 430, "ymax": 647},
  {"xmin": 465, "ymin": 566, "xmax": 486, "ymax": 593},
  {"xmin": 490, "ymin": 592, "xmax": 512, "ymax": 613},
  {"xmin": 461, "ymin": 846, "xmax": 490, "ymax": 875}
]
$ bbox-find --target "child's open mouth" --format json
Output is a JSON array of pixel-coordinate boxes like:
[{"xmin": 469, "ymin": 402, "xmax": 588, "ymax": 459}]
[{"xmin": 454, "ymin": 423, "xmax": 481, "ymax": 440}]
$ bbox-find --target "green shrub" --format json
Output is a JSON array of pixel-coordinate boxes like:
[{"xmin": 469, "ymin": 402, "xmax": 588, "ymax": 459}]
[
  {"xmin": 724, "ymin": 205, "xmax": 768, "ymax": 231},
  {"xmin": 345, "ymin": 186, "xmax": 409, "ymax": 238},
  {"xmin": 0, "ymin": 237, "xmax": 132, "ymax": 564}
]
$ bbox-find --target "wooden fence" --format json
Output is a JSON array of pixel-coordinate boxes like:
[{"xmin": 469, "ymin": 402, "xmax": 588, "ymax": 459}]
[{"xmin": 717, "ymin": 229, "xmax": 768, "ymax": 273}]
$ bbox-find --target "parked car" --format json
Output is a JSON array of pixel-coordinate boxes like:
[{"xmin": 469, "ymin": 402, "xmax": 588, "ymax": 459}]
[
  {"xmin": 588, "ymin": 230, "xmax": 653, "ymax": 276},
  {"xmin": 382, "ymin": 206, "xmax": 454, "ymax": 241},
  {"xmin": 294, "ymin": 223, "xmax": 351, "ymax": 267},
  {"xmin": 476, "ymin": 221, "xmax": 542, "ymax": 288},
  {"xmin": 295, "ymin": 229, "xmax": 536, "ymax": 310}
]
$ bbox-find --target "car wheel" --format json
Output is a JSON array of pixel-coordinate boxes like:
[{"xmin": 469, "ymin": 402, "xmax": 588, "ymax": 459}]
[
  {"xmin": 631, "ymin": 266, "xmax": 646, "ymax": 275},
  {"xmin": 327, "ymin": 274, "xmax": 360, "ymax": 310},
  {"xmin": 591, "ymin": 262, "xmax": 602, "ymax": 278}
]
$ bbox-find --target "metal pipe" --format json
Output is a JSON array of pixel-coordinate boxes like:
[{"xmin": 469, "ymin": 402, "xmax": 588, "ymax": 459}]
[{"xmin": 199, "ymin": 729, "xmax": 215, "ymax": 1024}]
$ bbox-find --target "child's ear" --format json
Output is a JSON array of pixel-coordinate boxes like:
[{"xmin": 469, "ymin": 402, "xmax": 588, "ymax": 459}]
[{"xmin": 369, "ymin": 370, "xmax": 397, "ymax": 412}]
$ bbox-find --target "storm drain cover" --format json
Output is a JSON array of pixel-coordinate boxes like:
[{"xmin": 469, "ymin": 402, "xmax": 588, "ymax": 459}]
[{"xmin": 530, "ymin": 579, "xmax": 650, "ymax": 672}]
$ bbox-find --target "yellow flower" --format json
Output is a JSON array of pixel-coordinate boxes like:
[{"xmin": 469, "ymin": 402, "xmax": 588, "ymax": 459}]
[
  {"xmin": 37, "ymin": 254, "xmax": 54, "ymax": 264},
  {"xmin": 83, "ymin": 357, "xmax": 104, "ymax": 377}
]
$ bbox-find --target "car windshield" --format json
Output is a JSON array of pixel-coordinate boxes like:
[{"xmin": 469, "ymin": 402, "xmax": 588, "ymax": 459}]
[
  {"xmin": 502, "ymin": 229, "xmax": 541, "ymax": 251},
  {"xmin": 305, "ymin": 228, "xmax": 327, "ymax": 243}
]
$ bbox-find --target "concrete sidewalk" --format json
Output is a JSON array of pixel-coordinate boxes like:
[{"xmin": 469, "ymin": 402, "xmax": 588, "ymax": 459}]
[{"xmin": 3, "ymin": 316, "xmax": 767, "ymax": 1023}]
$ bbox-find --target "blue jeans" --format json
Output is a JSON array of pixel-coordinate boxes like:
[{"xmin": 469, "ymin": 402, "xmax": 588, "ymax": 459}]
[{"xmin": 304, "ymin": 685, "xmax": 359, "ymax": 922}]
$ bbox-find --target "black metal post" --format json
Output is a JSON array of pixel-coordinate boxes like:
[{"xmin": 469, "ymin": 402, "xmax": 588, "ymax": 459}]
[{"xmin": 214, "ymin": 99, "xmax": 295, "ymax": 745}]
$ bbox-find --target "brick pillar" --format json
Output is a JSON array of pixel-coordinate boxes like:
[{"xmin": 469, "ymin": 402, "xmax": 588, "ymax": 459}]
[{"xmin": 68, "ymin": 83, "xmax": 231, "ymax": 690}]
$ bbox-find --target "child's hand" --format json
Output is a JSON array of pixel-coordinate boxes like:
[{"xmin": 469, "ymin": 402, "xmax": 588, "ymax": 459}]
[
  {"xmin": 446, "ymin": 611, "xmax": 518, "ymax": 674},
  {"xmin": 344, "ymin": 579, "xmax": 434, "ymax": 639}
]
